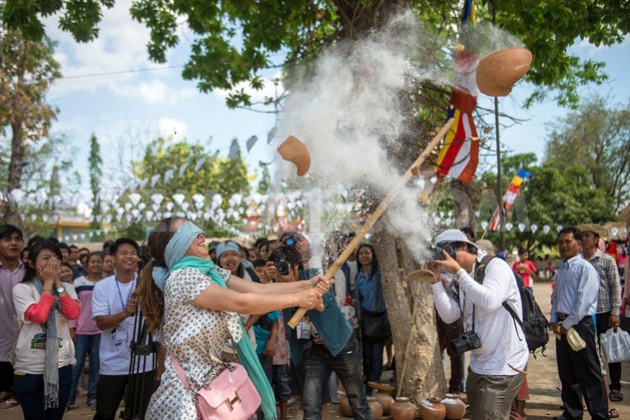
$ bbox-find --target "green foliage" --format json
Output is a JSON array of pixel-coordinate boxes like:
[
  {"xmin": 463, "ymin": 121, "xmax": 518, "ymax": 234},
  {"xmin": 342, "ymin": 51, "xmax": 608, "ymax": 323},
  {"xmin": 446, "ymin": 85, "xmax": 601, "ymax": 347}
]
[
  {"xmin": 257, "ymin": 162, "xmax": 272, "ymax": 194},
  {"xmin": 480, "ymin": 154, "xmax": 616, "ymax": 252},
  {"xmin": 132, "ymin": 137, "xmax": 251, "ymax": 235},
  {"xmin": 4, "ymin": 1, "xmax": 628, "ymax": 109},
  {"xmin": 544, "ymin": 95, "xmax": 630, "ymax": 210},
  {"xmin": 1, "ymin": 0, "xmax": 115, "ymax": 42},
  {"xmin": 89, "ymin": 133, "xmax": 103, "ymax": 228}
]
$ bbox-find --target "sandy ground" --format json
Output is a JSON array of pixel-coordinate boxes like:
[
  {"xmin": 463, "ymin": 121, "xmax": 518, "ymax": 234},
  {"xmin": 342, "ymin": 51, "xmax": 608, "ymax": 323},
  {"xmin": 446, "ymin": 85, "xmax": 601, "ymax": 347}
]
[{"xmin": 4, "ymin": 280, "xmax": 630, "ymax": 419}]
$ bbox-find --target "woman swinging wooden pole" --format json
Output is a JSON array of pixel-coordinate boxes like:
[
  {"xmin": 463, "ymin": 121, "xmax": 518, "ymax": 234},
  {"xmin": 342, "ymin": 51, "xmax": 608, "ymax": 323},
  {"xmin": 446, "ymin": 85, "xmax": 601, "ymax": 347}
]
[{"xmin": 287, "ymin": 117, "xmax": 455, "ymax": 329}]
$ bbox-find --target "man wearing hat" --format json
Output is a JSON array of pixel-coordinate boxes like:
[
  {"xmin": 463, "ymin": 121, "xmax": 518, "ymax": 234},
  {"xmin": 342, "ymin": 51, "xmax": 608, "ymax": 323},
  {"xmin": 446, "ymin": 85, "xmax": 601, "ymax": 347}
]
[
  {"xmin": 430, "ymin": 229, "xmax": 528, "ymax": 419},
  {"xmin": 580, "ymin": 223, "xmax": 623, "ymax": 404}
]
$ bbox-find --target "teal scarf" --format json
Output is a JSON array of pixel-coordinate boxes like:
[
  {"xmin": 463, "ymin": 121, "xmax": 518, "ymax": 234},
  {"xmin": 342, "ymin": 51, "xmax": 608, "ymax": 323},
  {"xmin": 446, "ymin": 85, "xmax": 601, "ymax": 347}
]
[{"xmin": 172, "ymin": 256, "xmax": 277, "ymax": 420}]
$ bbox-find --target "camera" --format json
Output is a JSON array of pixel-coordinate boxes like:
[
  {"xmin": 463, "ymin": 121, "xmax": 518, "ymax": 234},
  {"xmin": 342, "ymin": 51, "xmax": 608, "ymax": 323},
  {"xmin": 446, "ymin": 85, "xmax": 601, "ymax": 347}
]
[
  {"xmin": 274, "ymin": 260, "xmax": 290, "ymax": 276},
  {"xmin": 431, "ymin": 242, "xmax": 457, "ymax": 261},
  {"xmin": 447, "ymin": 331, "xmax": 482, "ymax": 357}
]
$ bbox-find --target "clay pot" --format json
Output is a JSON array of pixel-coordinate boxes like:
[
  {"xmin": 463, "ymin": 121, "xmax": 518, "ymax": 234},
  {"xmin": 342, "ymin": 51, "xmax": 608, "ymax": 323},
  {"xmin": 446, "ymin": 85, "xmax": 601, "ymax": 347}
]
[
  {"xmin": 441, "ymin": 394, "xmax": 466, "ymax": 420},
  {"xmin": 277, "ymin": 135, "xmax": 311, "ymax": 176},
  {"xmin": 369, "ymin": 383, "xmax": 395, "ymax": 415},
  {"xmin": 476, "ymin": 47, "xmax": 532, "ymax": 97},
  {"xmin": 338, "ymin": 391, "xmax": 352, "ymax": 417},
  {"xmin": 417, "ymin": 396, "xmax": 446, "ymax": 420},
  {"xmin": 367, "ymin": 397, "xmax": 383, "ymax": 420},
  {"xmin": 390, "ymin": 397, "xmax": 417, "ymax": 420}
]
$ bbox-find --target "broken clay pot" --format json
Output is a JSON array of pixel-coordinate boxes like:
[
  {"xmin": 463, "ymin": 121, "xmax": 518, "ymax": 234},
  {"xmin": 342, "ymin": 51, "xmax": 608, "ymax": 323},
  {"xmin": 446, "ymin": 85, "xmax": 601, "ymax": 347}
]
[
  {"xmin": 476, "ymin": 47, "xmax": 532, "ymax": 97},
  {"xmin": 277, "ymin": 135, "xmax": 311, "ymax": 176}
]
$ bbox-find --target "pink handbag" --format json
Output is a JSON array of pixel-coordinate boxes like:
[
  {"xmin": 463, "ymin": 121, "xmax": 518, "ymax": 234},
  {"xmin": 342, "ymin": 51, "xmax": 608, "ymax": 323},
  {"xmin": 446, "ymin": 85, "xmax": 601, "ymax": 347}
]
[{"xmin": 170, "ymin": 353, "xmax": 261, "ymax": 420}]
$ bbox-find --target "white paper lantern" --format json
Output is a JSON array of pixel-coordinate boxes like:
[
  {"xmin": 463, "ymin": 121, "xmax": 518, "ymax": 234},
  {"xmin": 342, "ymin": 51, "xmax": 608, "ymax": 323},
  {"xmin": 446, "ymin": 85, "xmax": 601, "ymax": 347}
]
[
  {"xmin": 505, "ymin": 222, "xmax": 513, "ymax": 231},
  {"xmin": 166, "ymin": 202, "xmax": 174, "ymax": 211},
  {"xmin": 543, "ymin": 225, "xmax": 550, "ymax": 234},
  {"xmin": 173, "ymin": 194, "xmax": 186, "ymax": 206},
  {"xmin": 518, "ymin": 223, "xmax": 526, "ymax": 232},
  {"xmin": 129, "ymin": 193, "xmax": 142, "ymax": 206},
  {"xmin": 556, "ymin": 225, "xmax": 563, "ymax": 233},
  {"xmin": 151, "ymin": 194, "xmax": 164, "ymax": 206},
  {"xmin": 531, "ymin": 224, "xmax": 538, "ymax": 233},
  {"xmin": 481, "ymin": 221, "xmax": 489, "ymax": 230}
]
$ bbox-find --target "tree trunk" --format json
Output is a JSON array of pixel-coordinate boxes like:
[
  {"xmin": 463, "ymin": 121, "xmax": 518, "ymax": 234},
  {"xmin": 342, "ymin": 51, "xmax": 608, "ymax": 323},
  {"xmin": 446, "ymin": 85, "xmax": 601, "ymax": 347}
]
[
  {"xmin": 6, "ymin": 120, "xmax": 24, "ymax": 224},
  {"xmin": 372, "ymin": 221, "xmax": 446, "ymax": 401}
]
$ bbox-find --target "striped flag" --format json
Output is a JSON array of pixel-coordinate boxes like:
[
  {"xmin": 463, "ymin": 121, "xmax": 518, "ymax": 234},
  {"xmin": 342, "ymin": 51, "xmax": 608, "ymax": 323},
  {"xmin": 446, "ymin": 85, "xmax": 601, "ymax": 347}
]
[
  {"xmin": 434, "ymin": 0, "xmax": 479, "ymax": 184},
  {"xmin": 488, "ymin": 169, "xmax": 532, "ymax": 231}
]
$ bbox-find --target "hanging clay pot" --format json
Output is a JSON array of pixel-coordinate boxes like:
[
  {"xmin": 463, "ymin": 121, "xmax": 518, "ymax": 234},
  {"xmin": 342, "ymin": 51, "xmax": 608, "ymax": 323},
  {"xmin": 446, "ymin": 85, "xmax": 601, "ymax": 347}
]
[
  {"xmin": 277, "ymin": 135, "xmax": 311, "ymax": 176},
  {"xmin": 441, "ymin": 394, "xmax": 467, "ymax": 420},
  {"xmin": 417, "ymin": 396, "xmax": 446, "ymax": 420},
  {"xmin": 368, "ymin": 382, "xmax": 395, "ymax": 415},
  {"xmin": 390, "ymin": 397, "xmax": 417, "ymax": 420},
  {"xmin": 367, "ymin": 397, "xmax": 383, "ymax": 420},
  {"xmin": 338, "ymin": 391, "xmax": 352, "ymax": 417},
  {"xmin": 476, "ymin": 47, "xmax": 532, "ymax": 97}
]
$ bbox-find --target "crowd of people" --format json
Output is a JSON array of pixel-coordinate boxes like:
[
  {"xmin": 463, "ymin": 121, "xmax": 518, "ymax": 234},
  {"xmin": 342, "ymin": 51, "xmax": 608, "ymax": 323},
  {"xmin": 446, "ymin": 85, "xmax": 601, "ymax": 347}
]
[
  {"xmin": 431, "ymin": 224, "xmax": 628, "ymax": 420},
  {"xmin": 0, "ymin": 218, "xmax": 628, "ymax": 420}
]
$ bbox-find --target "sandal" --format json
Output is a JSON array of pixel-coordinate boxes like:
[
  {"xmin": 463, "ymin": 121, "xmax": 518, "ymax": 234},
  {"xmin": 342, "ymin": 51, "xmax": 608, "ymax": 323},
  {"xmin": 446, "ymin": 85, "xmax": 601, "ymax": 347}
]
[
  {"xmin": 609, "ymin": 389, "xmax": 623, "ymax": 402},
  {"xmin": 1, "ymin": 398, "xmax": 19, "ymax": 409},
  {"xmin": 609, "ymin": 408, "xmax": 619, "ymax": 418}
]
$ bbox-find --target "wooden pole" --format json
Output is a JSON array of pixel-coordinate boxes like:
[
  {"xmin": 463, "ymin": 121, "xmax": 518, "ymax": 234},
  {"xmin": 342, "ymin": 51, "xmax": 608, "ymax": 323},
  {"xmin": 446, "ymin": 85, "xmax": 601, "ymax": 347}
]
[{"xmin": 287, "ymin": 118, "xmax": 455, "ymax": 329}]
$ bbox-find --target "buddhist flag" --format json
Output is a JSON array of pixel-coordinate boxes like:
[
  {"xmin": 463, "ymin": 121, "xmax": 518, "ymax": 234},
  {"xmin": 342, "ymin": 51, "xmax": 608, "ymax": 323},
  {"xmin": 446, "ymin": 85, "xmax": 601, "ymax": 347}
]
[
  {"xmin": 434, "ymin": 0, "xmax": 479, "ymax": 184},
  {"xmin": 488, "ymin": 169, "xmax": 531, "ymax": 231}
]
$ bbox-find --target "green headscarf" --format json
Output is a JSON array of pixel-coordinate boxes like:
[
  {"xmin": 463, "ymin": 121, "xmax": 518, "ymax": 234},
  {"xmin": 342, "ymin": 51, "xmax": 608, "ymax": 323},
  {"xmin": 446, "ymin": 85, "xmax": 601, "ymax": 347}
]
[{"xmin": 172, "ymin": 256, "xmax": 277, "ymax": 420}]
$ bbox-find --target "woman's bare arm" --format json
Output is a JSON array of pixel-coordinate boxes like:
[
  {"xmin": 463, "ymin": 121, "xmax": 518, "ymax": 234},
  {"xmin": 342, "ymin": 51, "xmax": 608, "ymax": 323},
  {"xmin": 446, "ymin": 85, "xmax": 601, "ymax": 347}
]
[
  {"xmin": 227, "ymin": 274, "xmax": 330, "ymax": 295},
  {"xmin": 193, "ymin": 283, "xmax": 322, "ymax": 314}
]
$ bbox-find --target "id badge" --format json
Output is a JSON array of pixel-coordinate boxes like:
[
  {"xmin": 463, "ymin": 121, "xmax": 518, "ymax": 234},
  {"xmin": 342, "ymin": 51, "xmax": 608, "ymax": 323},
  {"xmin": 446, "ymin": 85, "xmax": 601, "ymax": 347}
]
[{"xmin": 297, "ymin": 321, "xmax": 311, "ymax": 339}]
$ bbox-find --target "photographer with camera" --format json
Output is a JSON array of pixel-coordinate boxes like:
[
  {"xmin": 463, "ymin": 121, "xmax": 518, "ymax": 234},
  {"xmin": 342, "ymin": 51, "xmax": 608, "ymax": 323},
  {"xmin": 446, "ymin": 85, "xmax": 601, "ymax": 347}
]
[{"xmin": 429, "ymin": 229, "xmax": 528, "ymax": 419}]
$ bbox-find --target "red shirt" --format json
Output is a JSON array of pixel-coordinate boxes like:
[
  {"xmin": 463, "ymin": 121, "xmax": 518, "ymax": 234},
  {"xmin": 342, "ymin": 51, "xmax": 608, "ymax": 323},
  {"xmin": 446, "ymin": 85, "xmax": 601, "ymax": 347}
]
[{"xmin": 512, "ymin": 260, "xmax": 537, "ymax": 287}]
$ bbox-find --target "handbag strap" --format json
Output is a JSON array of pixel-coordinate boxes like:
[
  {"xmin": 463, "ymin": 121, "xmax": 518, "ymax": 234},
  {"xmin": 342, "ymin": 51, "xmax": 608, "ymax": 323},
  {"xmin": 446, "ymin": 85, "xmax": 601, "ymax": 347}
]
[
  {"xmin": 170, "ymin": 354, "xmax": 191, "ymax": 390},
  {"xmin": 170, "ymin": 352, "xmax": 226, "ymax": 391}
]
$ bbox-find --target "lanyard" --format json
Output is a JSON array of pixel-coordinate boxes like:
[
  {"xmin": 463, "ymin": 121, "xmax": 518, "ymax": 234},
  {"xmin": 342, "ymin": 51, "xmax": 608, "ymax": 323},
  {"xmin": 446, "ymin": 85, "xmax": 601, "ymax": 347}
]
[{"xmin": 115, "ymin": 276, "xmax": 136, "ymax": 313}]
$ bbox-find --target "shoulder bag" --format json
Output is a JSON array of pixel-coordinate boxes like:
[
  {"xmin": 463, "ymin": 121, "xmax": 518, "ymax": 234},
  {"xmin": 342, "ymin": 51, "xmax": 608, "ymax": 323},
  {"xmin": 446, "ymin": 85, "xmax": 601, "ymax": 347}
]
[{"xmin": 170, "ymin": 353, "xmax": 261, "ymax": 420}]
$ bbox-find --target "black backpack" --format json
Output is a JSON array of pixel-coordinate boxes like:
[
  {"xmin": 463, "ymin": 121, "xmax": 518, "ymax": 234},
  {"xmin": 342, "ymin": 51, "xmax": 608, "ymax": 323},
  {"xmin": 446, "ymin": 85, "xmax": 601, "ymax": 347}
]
[{"xmin": 475, "ymin": 256, "xmax": 550, "ymax": 355}]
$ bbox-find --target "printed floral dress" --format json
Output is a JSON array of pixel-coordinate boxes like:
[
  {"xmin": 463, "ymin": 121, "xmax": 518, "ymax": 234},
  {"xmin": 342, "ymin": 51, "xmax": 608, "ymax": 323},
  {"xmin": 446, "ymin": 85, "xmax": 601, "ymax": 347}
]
[{"xmin": 145, "ymin": 267, "xmax": 242, "ymax": 419}]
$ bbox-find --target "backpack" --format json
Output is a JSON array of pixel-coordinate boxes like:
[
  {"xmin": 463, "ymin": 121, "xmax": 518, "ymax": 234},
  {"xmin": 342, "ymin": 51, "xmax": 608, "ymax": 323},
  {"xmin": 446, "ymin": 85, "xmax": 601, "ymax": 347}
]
[{"xmin": 475, "ymin": 255, "xmax": 550, "ymax": 355}]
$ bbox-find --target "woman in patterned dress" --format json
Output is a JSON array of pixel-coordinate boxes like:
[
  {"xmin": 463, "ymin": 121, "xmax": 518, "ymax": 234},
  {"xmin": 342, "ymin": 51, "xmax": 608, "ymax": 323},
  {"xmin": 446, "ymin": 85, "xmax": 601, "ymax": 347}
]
[{"xmin": 137, "ymin": 217, "xmax": 329, "ymax": 419}]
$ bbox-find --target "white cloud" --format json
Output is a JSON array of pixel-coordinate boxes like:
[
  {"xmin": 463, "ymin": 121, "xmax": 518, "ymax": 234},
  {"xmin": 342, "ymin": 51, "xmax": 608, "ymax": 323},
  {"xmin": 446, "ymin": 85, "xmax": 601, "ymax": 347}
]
[
  {"xmin": 45, "ymin": 0, "xmax": 197, "ymax": 105},
  {"xmin": 158, "ymin": 117, "xmax": 188, "ymax": 140}
]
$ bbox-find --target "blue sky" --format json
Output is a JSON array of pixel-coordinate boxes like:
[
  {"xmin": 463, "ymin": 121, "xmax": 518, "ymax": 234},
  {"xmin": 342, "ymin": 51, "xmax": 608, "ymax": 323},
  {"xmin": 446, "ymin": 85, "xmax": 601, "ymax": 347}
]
[{"xmin": 44, "ymin": 0, "xmax": 630, "ymax": 192}]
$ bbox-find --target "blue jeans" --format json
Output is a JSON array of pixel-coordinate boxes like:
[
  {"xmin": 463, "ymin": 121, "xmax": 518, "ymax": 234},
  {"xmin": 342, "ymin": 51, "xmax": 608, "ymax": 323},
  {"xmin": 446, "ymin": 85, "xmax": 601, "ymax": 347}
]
[
  {"xmin": 14, "ymin": 364, "xmax": 73, "ymax": 420},
  {"xmin": 362, "ymin": 339, "xmax": 384, "ymax": 392},
  {"xmin": 69, "ymin": 333, "xmax": 100, "ymax": 405},
  {"xmin": 303, "ymin": 338, "xmax": 372, "ymax": 420}
]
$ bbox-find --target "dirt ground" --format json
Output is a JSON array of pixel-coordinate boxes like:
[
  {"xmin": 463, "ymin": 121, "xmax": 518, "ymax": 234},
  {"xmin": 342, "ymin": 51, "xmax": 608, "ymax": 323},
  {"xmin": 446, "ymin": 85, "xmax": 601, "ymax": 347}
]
[{"xmin": 4, "ymin": 280, "xmax": 630, "ymax": 419}]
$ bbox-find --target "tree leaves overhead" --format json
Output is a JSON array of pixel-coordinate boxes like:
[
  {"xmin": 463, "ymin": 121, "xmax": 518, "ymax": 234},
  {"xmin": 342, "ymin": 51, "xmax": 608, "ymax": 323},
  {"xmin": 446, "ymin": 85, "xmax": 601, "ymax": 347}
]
[
  {"xmin": 479, "ymin": 153, "xmax": 616, "ymax": 253},
  {"xmin": 3, "ymin": 0, "xmax": 628, "ymax": 108},
  {"xmin": 544, "ymin": 95, "xmax": 630, "ymax": 211}
]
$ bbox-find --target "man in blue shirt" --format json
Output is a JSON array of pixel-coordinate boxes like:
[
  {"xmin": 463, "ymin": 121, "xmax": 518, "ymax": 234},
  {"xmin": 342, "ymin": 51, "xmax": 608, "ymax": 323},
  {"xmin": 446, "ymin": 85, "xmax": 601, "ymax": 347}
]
[
  {"xmin": 270, "ymin": 245, "xmax": 372, "ymax": 420},
  {"xmin": 551, "ymin": 227, "xmax": 608, "ymax": 420}
]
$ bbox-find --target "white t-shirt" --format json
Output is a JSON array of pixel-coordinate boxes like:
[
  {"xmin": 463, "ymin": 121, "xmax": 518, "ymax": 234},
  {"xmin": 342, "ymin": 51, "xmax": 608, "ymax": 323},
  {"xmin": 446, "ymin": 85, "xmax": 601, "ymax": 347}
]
[
  {"xmin": 12, "ymin": 282, "xmax": 78, "ymax": 374},
  {"xmin": 345, "ymin": 260, "xmax": 358, "ymax": 289},
  {"xmin": 432, "ymin": 253, "xmax": 529, "ymax": 376},
  {"xmin": 92, "ymin": 275, "xmax": 155, "ymax": 376}
]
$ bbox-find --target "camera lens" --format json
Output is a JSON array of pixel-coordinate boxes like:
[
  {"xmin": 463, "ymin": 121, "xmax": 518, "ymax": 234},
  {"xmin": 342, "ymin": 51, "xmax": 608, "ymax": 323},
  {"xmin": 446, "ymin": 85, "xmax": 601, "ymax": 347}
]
[
  {"xmin": 285, "ymin": 237, "xmax": 295, "ymax": 246},
  {"xmin": 275, "ymin": 260, "xmax": 290, "ymax": 275}
]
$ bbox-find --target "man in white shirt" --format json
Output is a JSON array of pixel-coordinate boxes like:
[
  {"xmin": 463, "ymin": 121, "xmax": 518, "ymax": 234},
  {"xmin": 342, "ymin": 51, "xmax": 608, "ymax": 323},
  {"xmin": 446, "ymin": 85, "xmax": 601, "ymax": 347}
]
[
  {"xmin": 430, "ymin": 229, "xmax": 528, "ymax": 419},
  {"xmin": 92, "ymin": 238, "xmax": 156, "ymax": 420}
]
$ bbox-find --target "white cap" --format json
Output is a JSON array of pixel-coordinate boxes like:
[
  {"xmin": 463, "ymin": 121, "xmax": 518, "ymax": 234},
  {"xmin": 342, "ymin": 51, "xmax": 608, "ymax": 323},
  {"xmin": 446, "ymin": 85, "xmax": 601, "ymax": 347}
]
[{"xmin": 434, "ymin": 229, "xmax": 477, "ymax": 249}]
